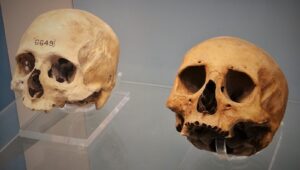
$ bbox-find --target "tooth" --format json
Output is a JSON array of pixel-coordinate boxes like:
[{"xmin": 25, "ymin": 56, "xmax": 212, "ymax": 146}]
[{"xmin": 180, "ymin": 127, "xmax": 189, "ymax": 136}]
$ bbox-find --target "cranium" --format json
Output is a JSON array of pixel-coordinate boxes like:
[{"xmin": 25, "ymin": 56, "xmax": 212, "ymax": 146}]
[
  {"xmin": 166, "ymin": 36, "xmax": 288, "ymax": 156},
  {"xmin": 11, "ymin": 9, "xmax": 119, "ymax": 111}
]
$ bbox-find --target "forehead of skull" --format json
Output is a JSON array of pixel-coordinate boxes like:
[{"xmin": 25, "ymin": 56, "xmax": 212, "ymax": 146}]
[
  {"xmin": 18, "ymin": 9, "xmax": 104, "ymax": 54},
  {"xmin": 180, "ymin": 36, "xmax": 276, "ymax": 81}
]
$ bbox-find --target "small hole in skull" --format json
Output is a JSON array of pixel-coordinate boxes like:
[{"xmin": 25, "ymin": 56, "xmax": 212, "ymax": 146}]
[
  {"xmin": 16, "ymin": 52, "xmax": 35, "ymax": 75},
  {"xmin": 48, "ymin": 57, "xmax": 76, "ymax": 83},
  {"xmin": 225, "ymin": 69, "xmax": 255, "ymax": 102},
  {"xmin": 48, "ymin": 69, "xmax": 53, "ymax": 78},
  {"xmin": 177, "ymin": 65, "xmax": 206, "ymax": 94}
]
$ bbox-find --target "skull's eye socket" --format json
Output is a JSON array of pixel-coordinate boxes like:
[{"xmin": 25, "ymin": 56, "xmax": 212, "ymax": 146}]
[
  {"xmin": 225, "ymin": 69, "xmax": 255, "ymax": 102},
  {"xmin": 177, "ymin": 66, "xmax": 206, "ymax": 94},
  {"xmin": 48, "ymin": 57, "xmax": 76, "ymax": 83},
  {"xmin": 16, "ymin": 52, "xmax": 35, "ymax": 75}
]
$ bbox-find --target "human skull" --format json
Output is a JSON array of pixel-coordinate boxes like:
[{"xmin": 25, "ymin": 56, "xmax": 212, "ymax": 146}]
[
  {"xmin": 11, "ymin": 9, "xmax": 119, "ymax": 111},
  {"xmin": 166, "ymin": 36, "xmax": 288, "ymax": 156}
]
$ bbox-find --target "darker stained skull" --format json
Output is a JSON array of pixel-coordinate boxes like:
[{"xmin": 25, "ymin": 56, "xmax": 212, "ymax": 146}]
[{"xmin": 166, "ymin": 36, "xmax": 288, "ymax": 156}]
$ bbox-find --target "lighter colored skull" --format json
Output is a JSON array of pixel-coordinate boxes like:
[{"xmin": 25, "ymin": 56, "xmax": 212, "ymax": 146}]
[
  {"xmin": 166, "ymin": 36, "xmax": 288, "ymax": 156},
  {"xmin": 11, "ymin": 9, "xmax": 119, "ymax": 111}
]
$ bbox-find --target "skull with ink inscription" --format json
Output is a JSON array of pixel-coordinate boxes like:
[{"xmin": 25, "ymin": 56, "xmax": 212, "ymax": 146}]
[
  {"xmin": 166, "ymin": 36, "xmax": 288, "ymax": 156},
  {"xmin": 11, "ymin": 9, "xmax": 119, "ymax": 111}
]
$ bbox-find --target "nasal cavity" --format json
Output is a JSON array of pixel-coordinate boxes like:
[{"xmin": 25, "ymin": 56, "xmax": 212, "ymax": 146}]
[
  {"xmin": 197, "ymin": 80, "xmax": 217, "ymax": 114},
  {"xmin": 28, "ymin": 69, "xmax": 44, "ymax": 98}
]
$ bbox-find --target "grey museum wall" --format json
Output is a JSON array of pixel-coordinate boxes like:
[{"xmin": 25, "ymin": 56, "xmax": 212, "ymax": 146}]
[
  {"xmin": 0, "ymin": 8, "xmax": 14, "ymax": 110},
  {"xmin": 74, "ymin": 0, "xmax": 300, "ymax": 101},
  {"xmin": 0, "ymin": 6, "xmax": 18, "ymax": 149}
]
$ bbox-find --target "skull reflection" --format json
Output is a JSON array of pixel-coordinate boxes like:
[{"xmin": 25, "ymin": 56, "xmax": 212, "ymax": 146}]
[{"xmin": 166, "ymin": 36, "xmax": 288, "ymax": 156}]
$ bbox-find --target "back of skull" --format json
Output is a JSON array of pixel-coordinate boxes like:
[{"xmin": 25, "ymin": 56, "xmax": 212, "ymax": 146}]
[
  {"xmin": 11, "ymin": 9, "xmax": 119, "ymax": 111},
  {"xmin": 166, "ymin": 36, "xmax": 288, "ymax": 156}
]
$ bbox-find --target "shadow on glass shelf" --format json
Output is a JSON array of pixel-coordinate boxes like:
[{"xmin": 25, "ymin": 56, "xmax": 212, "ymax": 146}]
[{"xmin": 179, "ymin": 122, "xmax": 283, "ymax": 170}]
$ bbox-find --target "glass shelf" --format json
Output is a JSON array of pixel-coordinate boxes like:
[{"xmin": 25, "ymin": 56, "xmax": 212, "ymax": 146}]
[
  {"xmin": 0, "ymin": 82, "xmax": 298, "ymax": 170},
  {"xmin": 19, "ymin": 91, "xmax": 130, "ymax": 147}
]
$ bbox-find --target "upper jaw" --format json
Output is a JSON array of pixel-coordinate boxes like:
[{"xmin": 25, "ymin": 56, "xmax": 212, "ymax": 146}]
[
  {"xmin": 184, "ymin": 120, "xmax": 270, "ymax": 156},
  {"xmin": 184, "ymin": 121, "xmax": 229, "ymax": 152}
]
